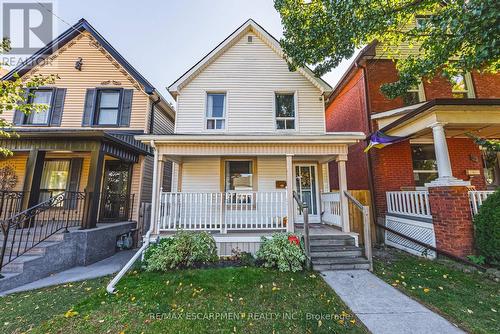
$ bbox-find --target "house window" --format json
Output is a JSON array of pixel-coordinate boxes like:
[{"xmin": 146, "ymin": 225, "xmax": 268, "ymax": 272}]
[
  {"xmin": 275, "ymin": 93, "xmax": 295, "ymax": 130},
  {"xmin": 206, "ymin": 93, "xmax": 226, "ymax": 130},
  {"xmin": 411, "ymin": 144, "xmax": 438, "ymax": 187},
  {"xmin": 24, "ymin": 89, "xmax": 54, "ymax": 125},
  {"xmin": 225, "ymin": 160, "xmax": 253, "ymax": 192},
  {"xmin": 403, "ymin": 85, "xmax": 421, "ymax": 106},
  {"xmin": 39, "ymin": 160, "xmax": 70, "ymax": 203},
  {"xmin": 450, "ymin": 73, "xmax": 474, "ymax": 98},
  {"xmin": 95, "ymin": 89, "xmax": 121, "ymax": 125},
  {"xmin": 416, "ymin": 17, "xmax": 430, "ymax": 29}
]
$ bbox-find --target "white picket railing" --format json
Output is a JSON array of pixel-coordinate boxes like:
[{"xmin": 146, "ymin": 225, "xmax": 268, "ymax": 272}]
[
  {"xmin": 320, "ymin": 192, "xmax": 342, "ymax": 227},
  {"xmin": 469, "ymin": 190, "xmax": 495, "ymax": 215},
  {"xmin": 386, "ymin": 191, "xmax": 431, "ymax": 219},
  {"xmin": 159, "ymin": 191, "xmax": 288, "ymax": 232}
]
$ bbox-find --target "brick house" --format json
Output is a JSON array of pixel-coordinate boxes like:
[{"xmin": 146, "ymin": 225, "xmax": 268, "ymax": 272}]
[{"xmin": 326, "ymin": 42, "xmax": 500, "ymax": 258}]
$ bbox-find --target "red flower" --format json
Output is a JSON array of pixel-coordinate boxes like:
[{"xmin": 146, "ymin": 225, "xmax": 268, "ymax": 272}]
[{"xmin": 288, "ymin": 235, "xmax": 300, "ymax": 245}]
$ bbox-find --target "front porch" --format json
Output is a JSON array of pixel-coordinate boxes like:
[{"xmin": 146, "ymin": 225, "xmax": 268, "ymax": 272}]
[{"xmin": 138, "ymin": 133, "xmax": 365, "ymax": 238}]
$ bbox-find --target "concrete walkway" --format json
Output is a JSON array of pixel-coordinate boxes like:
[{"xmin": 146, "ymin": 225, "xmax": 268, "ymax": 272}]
[
  {"xmin": 322, "ymin": 270, "xmax": 464, "ymax": 334},
  {"xmin": 1, "ymin": 250, "xmax": 135, "ymax": 296}
]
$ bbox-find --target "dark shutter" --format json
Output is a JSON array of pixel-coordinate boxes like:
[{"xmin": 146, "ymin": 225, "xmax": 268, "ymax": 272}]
[
  {"xmin": 65, "ymin": 158, "xmax": 83, "ymax": 209},
  {"xmin": 49, "ymin": 88, "xmax": 66, "ymax": 126},
  {"xmin": 13, "ymin": 89, "xmax": 28, "ymax": 125},
  {"xmin": 82, "ymin": 88, "xmax": 97, "ymax": 126},
  {"xmin": 119, "ymin": 89, "xmax": 133, "ymax": 127}
]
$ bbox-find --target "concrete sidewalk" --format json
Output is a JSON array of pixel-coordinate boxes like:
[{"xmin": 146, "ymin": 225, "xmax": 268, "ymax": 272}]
[
  {"xmin": 1, "ymin": 250, "xmax": 135, "ymax": 296},
  {"xmin": 322, "ymin": 270, "xmax": 464, "ymax": 334}
]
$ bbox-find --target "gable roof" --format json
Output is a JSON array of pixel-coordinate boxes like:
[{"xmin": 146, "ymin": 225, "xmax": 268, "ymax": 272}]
[
  {"xmin": 2, "ymin": 18, "xmax": 157, "ymax": 94},
  {"xmin": 168, "ymin": 19, "xmax": 333, "ymax": 98}
]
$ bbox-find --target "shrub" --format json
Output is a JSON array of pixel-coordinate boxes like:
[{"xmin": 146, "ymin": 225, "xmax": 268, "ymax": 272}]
[
  {"xmin": 256, "ymin": 233, "xmax": 306, "ymax": 272},
  {"xmin": 144, "ymin": 231, "xmax": 218, "ymax": 271},
  {"xmin": 473, "ymin": 190, "xmax": 500, "ymax": 266}
]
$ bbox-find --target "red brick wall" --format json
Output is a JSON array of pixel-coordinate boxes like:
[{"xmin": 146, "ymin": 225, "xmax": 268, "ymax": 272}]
[
  {"xmin": 365, "ymin": 60, "xmax": 404, "ymax": 113},
  {"xmin": 371, "ymin": 140, "xmax": 415, "ymax": 217},
  {"xmin": 326, "ymin": 68, "xmax": 370, "ymax": 190},
  {"xmin": 471, "ymin": 71, "xmax": 500, "ymax": 98},
  {"xmin": 448, "ymin": 138, "xmax": 486, "ymax": 189},
  {"xmin": 428, "ymin": 186, "xmax": 474, "ymax": 257}
]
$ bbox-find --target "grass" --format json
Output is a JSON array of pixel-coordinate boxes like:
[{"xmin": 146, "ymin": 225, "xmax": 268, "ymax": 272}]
[
  {"xmin": 374, "ymin": 249, "xmax": 500, "ymax": 334},
  {"xmin": 1, "ymin": 267, "xmax": 368, "ymax": 334}
]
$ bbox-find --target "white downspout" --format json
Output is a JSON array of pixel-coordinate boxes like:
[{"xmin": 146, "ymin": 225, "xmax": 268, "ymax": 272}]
[{"xmin": 107, "ymin": 140, "xmax": 159, "ymax": 293}]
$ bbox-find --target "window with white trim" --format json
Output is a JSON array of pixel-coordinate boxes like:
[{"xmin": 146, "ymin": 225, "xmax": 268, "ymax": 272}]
[
  {"xmin": 275, "ymin": 93, "xmax": 295, "ymax": 130},
  {"xmin": 206, "ymin": 93, "xmax": 226, "ymax": 130},
  {"xmin": 450, "ymin": 73, "xmax": 474, "ymax": 98},
  {"xmin": 411, "ymin": 144, "xmax": 438, "ymax": 186},
  {"xmin": 403, "ymin": 84, "xmax": 422, "ymax": 106}
]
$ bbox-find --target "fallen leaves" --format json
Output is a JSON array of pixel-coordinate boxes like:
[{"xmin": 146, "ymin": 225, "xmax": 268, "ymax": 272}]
[{"xmin": 64, "ymin": 309, "xmax": 79, "ymax": 318}]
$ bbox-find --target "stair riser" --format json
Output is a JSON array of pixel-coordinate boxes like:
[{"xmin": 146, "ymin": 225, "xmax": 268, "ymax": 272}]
[
  {"xmin": 1, "ymin": 262, "xmax": 24, "ymax": 273},
  {"xmin": 310, "ymin": 239, "xmax": 355, "ymax": 246},
  {"xmin": 0, "ymin": 234, "xmax": 65, "ymax": 242},
  {"xmin": 313, "ymin": 263, "xmax": 371, "ymax": 271},
  {"xmin": 2, "ymin": 247, "xmax": 47, "ymax": 256},
  {"xmin": 311, "ymin": 250, "xmax": 362, "ymax": 258}
]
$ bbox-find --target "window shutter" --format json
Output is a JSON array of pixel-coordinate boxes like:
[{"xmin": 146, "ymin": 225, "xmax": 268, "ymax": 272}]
[
  {"xmin": 119, "ymin": 89, "xmax": 133, "ymax": 127},
  {"xmin": 65, "ymin": 158, "xmax": 83, "ymax": 209},
  {"xmin": 49, "ymin": 88, "xmax": 66, "ymax": 126},
  {"xmin": 82, "ymin": 88, "xmax": 97, "ymax": 126},
  {"xmin": 13, "ymin": 89, "xmax": 28, "ymax": 125}
]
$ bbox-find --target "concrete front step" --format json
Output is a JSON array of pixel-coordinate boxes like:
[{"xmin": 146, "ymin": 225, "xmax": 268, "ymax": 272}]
[
  {"xmin": 309, "ymin": 238, "xmax": 355, "ymax": 246},
  {"xmin": 1, "ymin": 255, "xmax": 43, "ymax": 273},
  {"xmin": 312, "ymin": 256, "xmax": 370, "ymax": 265},
  {"xmin": 0, "ymin": 232, "xmax": 66, "ymax": 243},
  {"xmin": 313, "ymin": 262, "xmax": 371, "ymax": 270},
  {"xmin": 310, "ymin": 249, "xmax": 363, "ymax": 258},
  {"xmin": 2, "ymin": 241, "xmax": 61, "ymax": 256}
]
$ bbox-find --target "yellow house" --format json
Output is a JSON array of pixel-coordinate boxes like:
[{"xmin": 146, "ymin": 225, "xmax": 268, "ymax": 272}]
[{"xmin": 0, "ymin": 19, "xmax": 174, "ymax": 229}]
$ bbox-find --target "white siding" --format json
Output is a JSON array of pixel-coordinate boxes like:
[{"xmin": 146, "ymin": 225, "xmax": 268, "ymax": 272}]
[
  {"xmin": 175, "ymin": 32, "xmax": 326, "ymax": 135},
  {"xmin": 180, "ymin": 157, "xmax": 220, "ymax": 192},
  {"xmin": 257, "ymin": 156, "xmax": 286, "ymax": 191}
]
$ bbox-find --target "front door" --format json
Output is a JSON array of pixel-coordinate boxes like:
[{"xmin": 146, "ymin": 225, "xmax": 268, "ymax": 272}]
[
  {"xmin": 99, "ymin": 161, "xmax": 132, "ymax": 222},
  {"xmin": 294, "ymin": 164, "xmax": 319, "ymax": 222}
]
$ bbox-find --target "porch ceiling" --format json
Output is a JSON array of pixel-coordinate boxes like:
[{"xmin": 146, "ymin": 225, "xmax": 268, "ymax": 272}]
[
  {"xmin": 136, "ymin": 133, "xmax": 365, "ymax": 158},
  {"xmin": 378, "ymin": 102, "xmax": 500, "ymax": 138}
]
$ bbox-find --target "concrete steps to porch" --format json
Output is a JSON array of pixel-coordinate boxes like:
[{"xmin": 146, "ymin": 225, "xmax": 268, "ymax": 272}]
[{"xmin": 309, "ymin": 234, "xmax": 370, "ymax": 271}]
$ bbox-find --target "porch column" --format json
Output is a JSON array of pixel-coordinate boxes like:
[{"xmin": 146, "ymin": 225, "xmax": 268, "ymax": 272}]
[
  {"xmin": 337, "ymin": 154, "xmax": 350, "ymax": 232},
  {"xmin": 286, "ymin": 154, "xmax": 294, "ymax": 232},
  {"xmin": 22, "ymin": 149, "xmax": 46, "ymax": 210},
  {"xmin": 82, "ymin": 142, "xmax": 105, "ymax": 229},
  {"xmin": 427, "ymin": 122, "xmax": 469, "ymax": 186},
  {"xmin": 150, "ymin": 147, "xmax": 165, "ymax": 235}
]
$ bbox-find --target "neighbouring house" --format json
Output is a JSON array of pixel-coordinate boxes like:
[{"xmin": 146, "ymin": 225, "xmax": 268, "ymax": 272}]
[
  {"xmin": 136, "ymin": 19, "xmax": 372, "ymax": 269},
  {"xmin": 326, "ymin": 32, "xmax": 500, "ymax": 258},
  {"xmin": 0, "ymin": 19, "xmax": 174, "ymax": 290}
]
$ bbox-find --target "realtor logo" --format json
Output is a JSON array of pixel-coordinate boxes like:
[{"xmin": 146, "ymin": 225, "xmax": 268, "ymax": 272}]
[{"xmin": 2, "ymin": 1, "xmax": 54, "ymax": 54}]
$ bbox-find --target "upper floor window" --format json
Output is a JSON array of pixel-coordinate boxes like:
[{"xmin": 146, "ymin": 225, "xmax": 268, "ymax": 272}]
[
  {"xmin": 206, "ymin": 93, "xmax": 226, "ymax": 130},
  {"xmin": 275, "ymin": 93, "xmax": 295, "ymax": 130},
  {"xmin": 403, "ymin": 82, "xmax": 425, "ymax": 106},
  {"xmin": 24, "ymin": 89, "xmax": 54, "ymax": 125},
  {"xmin": 95, "ymin": 89, "xmax": 121, "ymax": 125},
  {"xmin": 415, "ymin": 17, "xmax": 430, "ymax": 30},
  {"xmin": 450, "ymin": 73, "xmax": 474, "ymax": 98}
]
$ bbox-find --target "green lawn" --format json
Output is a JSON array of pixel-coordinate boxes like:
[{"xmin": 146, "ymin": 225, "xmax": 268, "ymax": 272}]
[
  {"xmin": 1, "ymin": 267, "xmax": 367, "ymax": 334},
  {"xmin": 374, "ymin": 249, "xmax": 500, "ymax": 334}
]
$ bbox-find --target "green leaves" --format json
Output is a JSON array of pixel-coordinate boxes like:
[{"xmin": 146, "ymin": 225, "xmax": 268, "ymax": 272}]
[{"xmin": 275, "ymin": 0, "xmax": 499, "ymax": 97}]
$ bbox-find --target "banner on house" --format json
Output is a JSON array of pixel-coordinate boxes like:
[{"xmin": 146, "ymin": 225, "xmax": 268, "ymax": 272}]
[{"xmin": 364, "ymin": 131, "xmax": 407, "ymax": 152}]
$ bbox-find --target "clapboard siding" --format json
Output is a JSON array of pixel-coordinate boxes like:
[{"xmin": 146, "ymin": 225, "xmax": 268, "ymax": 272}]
[
  {"xmin": 179, "ymin": 157, "xmax": 221, "ymax": 192},
  {"xmin": 4, "ymin": 32, "xmax": 149, "ymax": 131},
  {"xmin": 175, "ymin": 32, "xmax": 325, "ymax": 134},
  {"xmin": 151, "ymin": 103, "xmax": 175, "ymax": 135},
  {"xmin": 0, "ymin": 152, "xmax": 28, "ymax": 191},
  {"xmin": 257, "ymin": 156, "xmax": 286, "ymax": 191}
]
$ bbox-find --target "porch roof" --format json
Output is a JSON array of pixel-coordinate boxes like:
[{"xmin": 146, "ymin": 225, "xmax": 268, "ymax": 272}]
[
  {"xmin": 373, "ymin": 99, "xmax": 500, "ymax": 138},
  {"xmin": 136, "ymin": 133, "xmax": 365, "ymax": 159}
]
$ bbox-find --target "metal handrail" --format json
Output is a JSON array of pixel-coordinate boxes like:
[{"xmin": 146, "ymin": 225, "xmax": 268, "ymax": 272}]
[
  {"xmin": 344, "ymin": 191, "xmax": 373, "ymax": 271},
  {"xmin": 0, "ymin": 191, "xmax": 87, "ymax": 270},
  {"xmin": 293, "ymin": 191, "xmax": 310, "ymax": 258}
]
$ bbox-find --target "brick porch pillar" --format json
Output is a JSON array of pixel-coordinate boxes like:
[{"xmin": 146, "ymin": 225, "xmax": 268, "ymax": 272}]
[{"xmin": 428, "ymin": 186, "xmax": 474, "ymax": 257}]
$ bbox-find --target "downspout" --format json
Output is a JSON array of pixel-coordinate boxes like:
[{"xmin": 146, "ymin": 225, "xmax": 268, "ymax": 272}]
[
  {"xmin": 148, "ymin": 96, "xmax": 161, "ymax": 134},
  {"xmin": 107, "ymin": 140, "xmax": 159, "ymax": 293},
  {"xmin": 361, "ymin": 65, "xmax": 380, "ymax": 242}
]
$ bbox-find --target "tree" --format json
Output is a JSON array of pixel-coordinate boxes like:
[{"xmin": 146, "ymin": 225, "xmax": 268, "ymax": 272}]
[
  {"xmin": 274, "ymin": 0, "xmax": 499, "ymax": 98},
  {"xmin": 0, "ymin": 37, "xmax": 57, "ymax": 156}
]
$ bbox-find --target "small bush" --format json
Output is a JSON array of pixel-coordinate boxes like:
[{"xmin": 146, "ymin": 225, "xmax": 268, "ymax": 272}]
[
  {"xmin": 256, "ymin": 233, "xmax": 306, "ymax": 272},
  {"xmin": 473, "ymin": 190, "xmax": 500, "ymax": 266},
  {"xmin": 144, "ymin": 231, "xmax": 218, "ymax": 271}
]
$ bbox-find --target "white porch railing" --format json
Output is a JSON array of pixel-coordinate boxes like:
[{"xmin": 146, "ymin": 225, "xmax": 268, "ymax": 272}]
[
  {"xmin": 469, "ymin": 190, "xmax": 495, "ymax": 215},
  {"xmin": 320, "ymin": 192, "xmax": 342, "ymax": 227},
  {"xmin": 386, "ymin": 191, "xmax": 431, "ymax": 219},
  {"xmin": 159, "ymin": 191, "xmax": 287, "ymax": 232}
]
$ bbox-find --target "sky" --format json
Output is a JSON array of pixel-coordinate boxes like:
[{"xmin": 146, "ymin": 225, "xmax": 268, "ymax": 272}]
[{"xmin": 5, "ymin": 0, "xmax": 357, "ymax": 103}]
